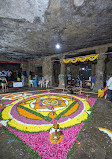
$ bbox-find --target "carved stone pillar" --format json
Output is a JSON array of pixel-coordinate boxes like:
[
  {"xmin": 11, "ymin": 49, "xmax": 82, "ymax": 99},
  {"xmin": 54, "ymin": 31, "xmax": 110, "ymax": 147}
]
[
  {"xmin": 93, "ymin": 47, "xmax": 108, "ymax": 91},
  {"xmin": 43, "ymin": 56, "xmax": 53, "ymax": 86},
  {"xmin": 58, "ymin": 59, "xmax": 65, "ymax": 88},
  {"xmin": 91, "ymin": 64, "xmax": 95, "ymax": 77}
]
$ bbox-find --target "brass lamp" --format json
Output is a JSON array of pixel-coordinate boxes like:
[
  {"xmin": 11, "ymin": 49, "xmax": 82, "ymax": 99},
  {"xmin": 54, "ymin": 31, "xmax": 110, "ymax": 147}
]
[
  {"xmin": 79, "ymin": 87, "xmax": 83, "ymax": 95},
  {"xmin": 86, "ymin": 94, "xmax": 90, "ymax": 100},
  {"xmin": 52, "ymin": 121, "xmax": 60, "ymax": 142},
  {"xmin": 51, "ymin": 106, "xmax": 54, "ymax": 116},
  {"xmin": 22, "ymin": 97, "xmax": 26, "ymax": 104}
]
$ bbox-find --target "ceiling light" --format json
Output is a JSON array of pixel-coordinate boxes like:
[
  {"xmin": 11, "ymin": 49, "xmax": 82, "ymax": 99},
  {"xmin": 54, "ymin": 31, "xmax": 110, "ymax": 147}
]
[{"xmin": 55, "ymin": 43, "xmax": 61, "ymax": 49}]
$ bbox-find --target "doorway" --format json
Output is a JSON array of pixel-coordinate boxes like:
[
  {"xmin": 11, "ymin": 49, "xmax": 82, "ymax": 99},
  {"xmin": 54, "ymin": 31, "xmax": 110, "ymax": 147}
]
[
  {"xmin": 37, "ymin": 66, "xmax": 42, "ymax": 77},
  {"xmin": 52, "ymin": 60, "xmax": 61, "ymax": 87},
  {"xmin": 80, "ymin": 63, "xmax": 92, "ymax": 87}
]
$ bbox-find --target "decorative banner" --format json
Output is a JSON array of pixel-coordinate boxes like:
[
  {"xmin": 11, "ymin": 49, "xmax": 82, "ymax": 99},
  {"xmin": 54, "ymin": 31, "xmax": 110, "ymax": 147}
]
[
  {"xmin": 63, "ymin": 54, "xmax": 99, "ymax": 63},
  {"xmin": 0, "ymin": 92, "xmax": 97, "ymax": 159}
]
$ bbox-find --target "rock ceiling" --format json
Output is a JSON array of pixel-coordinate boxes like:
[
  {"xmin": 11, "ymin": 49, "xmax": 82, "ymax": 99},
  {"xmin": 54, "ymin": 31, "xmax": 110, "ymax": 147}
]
[{"xmin": 0, "ymin": 0, "xmax": 112, "ymax": 60}]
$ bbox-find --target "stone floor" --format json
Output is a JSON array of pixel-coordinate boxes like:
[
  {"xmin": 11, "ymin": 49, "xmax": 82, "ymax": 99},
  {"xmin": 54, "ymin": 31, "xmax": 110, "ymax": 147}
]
[
  {"xmin": 70, "ymin": 97, "xmax": 112, "ymax": 159},
  {"xmin": 0, "ymin": 87, "xmax": 112, "ymax": 159}
]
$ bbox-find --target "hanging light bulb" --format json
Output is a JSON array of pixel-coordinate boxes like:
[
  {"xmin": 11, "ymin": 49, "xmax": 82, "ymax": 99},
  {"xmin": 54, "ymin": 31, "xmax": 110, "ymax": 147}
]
[
  {"xmin": 55, "ymin": 43, "xmax": 61, "ymax": 49},
  {"xmin": 55, "ymin": 30, "xmax": 63, "ymax": 50}
]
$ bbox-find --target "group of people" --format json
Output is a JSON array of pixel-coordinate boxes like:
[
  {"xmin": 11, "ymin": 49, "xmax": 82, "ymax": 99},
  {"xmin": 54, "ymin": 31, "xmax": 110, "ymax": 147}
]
[
  {"xmin": 66, "ymin": 72, "xmax": 112, "ymax": 103},
  {"xmin": 32, "ymin": 75, "xmax": 41, "ymax": 87},
  {"xmin": 33, "ymin": 76, "xmax": 49, "ymax": 88},
  {"xmin": 0, "ymin": 69, "xmax": 112, "ymax": 102},
  {"xmin": 28, "ymin": 75, "xmax": 49, "ymax": 88},
  {"xmin": 67, "ymin": 73, "xmax": 95, "ymax": 89},
  {"xmin": 0, "ymin": 70, "xmax": 15, "ymax": 92},
  {"xmin": 0, "ymin": 70, "xmax": 21, "ymax": 82},
  {"xmin": 0, "ymin": 72, "xmax": 48, "ymax": 92},
  {"xmin": 0, "ymin": 69, "xmax": 48, "ymax": 91}
]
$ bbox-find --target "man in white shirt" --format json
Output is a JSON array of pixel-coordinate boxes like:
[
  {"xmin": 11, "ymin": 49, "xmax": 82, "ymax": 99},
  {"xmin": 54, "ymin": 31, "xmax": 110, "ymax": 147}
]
[{"xmin": 107, "ymin": 74, "xmax": 112, "ymax": 102}]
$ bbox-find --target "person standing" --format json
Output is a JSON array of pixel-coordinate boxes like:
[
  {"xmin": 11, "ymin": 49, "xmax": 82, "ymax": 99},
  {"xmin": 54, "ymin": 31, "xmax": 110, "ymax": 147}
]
[
  {"xmin": 67, "ymin": 73, "xmax": 71, "ymax": 81},
  {"xmin": 79, "ymin": 73, "xmax": 84, "ymax": 88},
  {"xmin": 0, "ymin": 72, "xmax": 8, "ymax": 92},
  {"xmin": 106, "ymin": 74, "xmax": 112, "ymax": 102},
  {"xmin": 67, "ymin": 73, "xmax": 71, "ymax": 87},
  {"xmin": 7, "ymin": 70, "xmax": 12, "ymax": 81},
  {"xmin": 21, "ymin": 74, "xmax": 25, "ymax": 86},
  {"xmin": 33, "ymin": 75, "xmax": 38, "ymax": 87},
  {"xmin": 58, "ymin": 74, "xmax": 60, "ymax": 84},
  {"xmin": 91, "ymin": 74, "xmax": 95, "ymax": 89},
  {"xmin": 28, "ymin": 75, "xmax": 31, "ymax": 87},
  {"xmin": 76, "ymin": 75, "xmax": 80, "ymax": 86}
]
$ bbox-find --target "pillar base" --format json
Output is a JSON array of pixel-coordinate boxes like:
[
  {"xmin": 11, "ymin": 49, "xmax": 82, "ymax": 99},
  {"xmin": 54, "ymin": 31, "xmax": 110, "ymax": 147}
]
[{"xmin": 58, "ymin": 74, "xmax": 65, "ymax": 88}]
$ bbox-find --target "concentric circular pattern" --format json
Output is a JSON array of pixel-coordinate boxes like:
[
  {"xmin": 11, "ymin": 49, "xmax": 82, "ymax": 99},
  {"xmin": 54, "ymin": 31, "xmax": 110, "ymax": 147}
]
[{"xmin": 1, "ymin": 93, "xmax": 91, "ymax": 132}]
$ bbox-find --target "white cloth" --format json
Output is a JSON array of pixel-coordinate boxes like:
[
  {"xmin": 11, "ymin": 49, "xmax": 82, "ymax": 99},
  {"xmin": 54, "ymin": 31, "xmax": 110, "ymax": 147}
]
[
  {"xmin": 80, "ymin": 80, "xmax": 82, "ymax": 87},
  {"xmin": 91, "ymin": 82, "xmax": 94, "ymax": 89},
  {"xmin": 40, "ymin": 80, "xmax": 44, "ymax": 88},
  {"xmin": 89, "ymin": 76, "xmax": 91, "ymax": 81},
  {"xmin": 29, "ymin": 80, "xmax": 34, "ymax": 87},
  {"xmin": 45, "ymin": 80, "xmax": 49, "ymax": 88},
  {"xmin": 21, "ymin": 75, "xmax": 25, "ymax": 86},
  {"xmin": 107, "ymin": 77, "xmax": 112, "ymax": 90}
]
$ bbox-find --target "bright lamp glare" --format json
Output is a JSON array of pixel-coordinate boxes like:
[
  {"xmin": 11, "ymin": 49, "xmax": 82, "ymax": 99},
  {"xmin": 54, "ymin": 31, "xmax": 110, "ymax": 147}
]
[{"xmin": 55, "ymin": 43, "xmax": 61, "ymax": 49}]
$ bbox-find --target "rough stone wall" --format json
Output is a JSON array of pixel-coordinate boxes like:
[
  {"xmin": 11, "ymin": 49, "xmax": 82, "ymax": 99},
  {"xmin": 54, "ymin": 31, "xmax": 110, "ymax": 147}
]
[
  {"xmin": 1, "ymin": 43, "xmax": 111, "ymax": 91},
  {"xmin": 106, "ymin": 61, "xmax": 112, "ymax": 75},
  {"xmin": 0, "ymin": 0, "xmax": 112, "ymax": 59},
  {"xmin": 0, "ymin": 55, "xmax": 21, "ymax": 63},
  {"xmin": 26, "ymin": 58, "xmax": 43, "ymax": 73},
  {"xmin": 42, "ymin": 56, "xmax": 53, "ymax": 84},
  {"xmin": 0, "ymin": 0, "xmax": 49, "ymax": 23},
  {"xmin": 21, "ymin": 56, "xmax": 53, "ymax": 79},
  {"xmin": 26, "ymin": 43, "xmax": 112, "ymax": 90},
  {"xmin": 20, "ymin": 63, "xmax": 28, "ymax": 72},
  {"xmin": 93, "ymin": 47, "xmax": 108, "ymax": 91},
  {"xmin": 70, "ymin": 64, "xmax": 80, "ymax": 79},
  {"xmin": 0, "ymin": 55, "xmax": 22, "ymax": 71},
  {"xmin": 105, "ymin": 54, "xmax": 112, "ymax": 78},
  {"xmin": 91, "ymin": 64, "xmax": 96, "ymax": 76}
]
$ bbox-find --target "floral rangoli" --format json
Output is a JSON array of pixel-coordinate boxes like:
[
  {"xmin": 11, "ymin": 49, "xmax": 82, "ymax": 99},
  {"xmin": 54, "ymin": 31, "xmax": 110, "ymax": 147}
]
[{"xmin": 0, "ymin": 92, "xmax": 97, "ymax": 159}]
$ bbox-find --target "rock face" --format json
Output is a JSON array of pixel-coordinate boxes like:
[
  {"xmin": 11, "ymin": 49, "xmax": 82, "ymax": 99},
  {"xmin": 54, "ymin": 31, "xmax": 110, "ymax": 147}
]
[
  {"xmin": 0, "ymin": 0, "xmax": 49, "ymax": 23},
  {"xmin": 73, "ymin": 0, "xmax": 84, "ymax": 7},
  {"xmin": 0, "ymin": 0, "xmax": 112, "ymax": 59}
]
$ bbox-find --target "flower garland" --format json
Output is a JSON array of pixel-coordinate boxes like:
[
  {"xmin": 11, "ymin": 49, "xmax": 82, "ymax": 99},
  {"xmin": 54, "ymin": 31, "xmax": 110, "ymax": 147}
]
[{"xmin": 63, "ymin": 54, "xmax": 99, "ymax": 63}]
